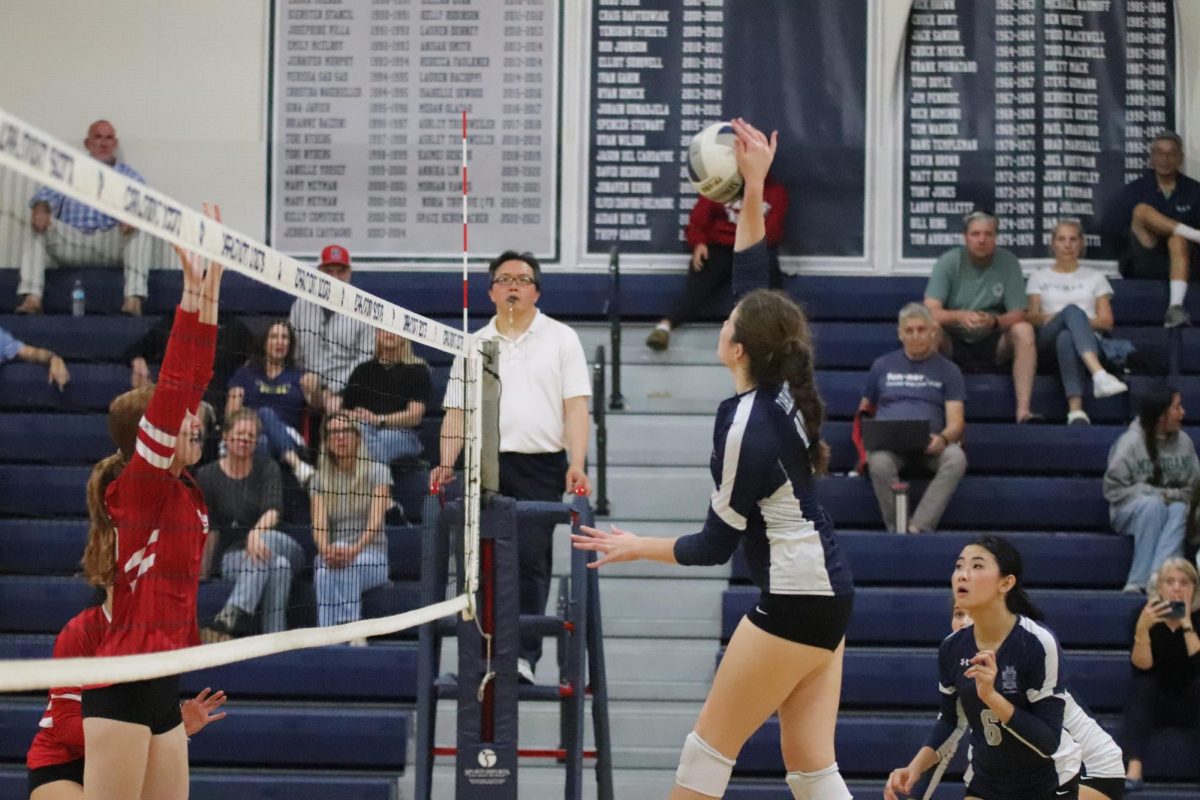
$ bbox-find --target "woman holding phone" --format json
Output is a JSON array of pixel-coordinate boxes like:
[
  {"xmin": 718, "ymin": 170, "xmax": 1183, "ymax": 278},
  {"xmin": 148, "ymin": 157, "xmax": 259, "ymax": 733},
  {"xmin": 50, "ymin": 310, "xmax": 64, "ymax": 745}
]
[{"xmin": 1123, "ymin": 558, "xmax": 1200, "ymax": 793}]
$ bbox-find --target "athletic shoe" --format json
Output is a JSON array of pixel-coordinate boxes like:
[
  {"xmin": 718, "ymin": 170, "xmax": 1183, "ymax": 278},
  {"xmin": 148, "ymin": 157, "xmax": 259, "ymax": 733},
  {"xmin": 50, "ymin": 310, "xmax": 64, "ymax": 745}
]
[
  {"xmin": 645, "ymin": 328, "xmax": 670, "ymax": 351},
  {"xmin": 1091, "ymin": 371, "xmax": 1128, "ymax": 399},
  {"xmin": 201, "ymin": 606, "xmax": 250, "ymax": 642},
  {"xmin": 517, "ymin": 657, "xmax": 536, "ymax": 685},
  {"xmin": 1121, "ymin": 583, "xmax": 1145, "ymax": 595},
  {"xmin": 1018, "ymin": 412, "xmax": 1046, "ymax": 424},
  {"xmin": 1067, "ymin": 410, "xmax": 1091, "ymax": 425},
  {"xmin": 1164, "ymin": 304, "xmax": 1191, "ymax": 328}
]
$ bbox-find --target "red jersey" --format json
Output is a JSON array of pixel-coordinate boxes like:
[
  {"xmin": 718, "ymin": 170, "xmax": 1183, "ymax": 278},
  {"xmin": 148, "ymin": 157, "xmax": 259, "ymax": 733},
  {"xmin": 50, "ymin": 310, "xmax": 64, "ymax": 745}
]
[
  {"xmin": 26, "ymin": 605, "xmax": 109, "ymax": 770},
  {"xmin": 685, "ymin": 175, "xmax": 789, "ymax": 249},
  {"xmin": 97, "ymin": 307, "xmax": 216, "ymax": 659}
]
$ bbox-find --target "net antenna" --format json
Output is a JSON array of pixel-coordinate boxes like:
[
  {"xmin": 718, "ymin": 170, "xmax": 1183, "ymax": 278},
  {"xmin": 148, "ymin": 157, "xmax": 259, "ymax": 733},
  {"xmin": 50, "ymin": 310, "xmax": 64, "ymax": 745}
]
[{"xmin": 0, "ymin": 106, "xmax": 485, "ymax": 691}]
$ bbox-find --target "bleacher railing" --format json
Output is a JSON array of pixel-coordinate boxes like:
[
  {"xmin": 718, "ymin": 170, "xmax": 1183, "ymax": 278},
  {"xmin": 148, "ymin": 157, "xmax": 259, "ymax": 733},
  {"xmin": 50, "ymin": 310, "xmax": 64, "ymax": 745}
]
[
  {"xmin": 604, "ymin": 246, "xmax": 624, "ymax": 411},
  {"xmin": 592, "ymin": 345, "xmax": 609, "ymax": 517}
]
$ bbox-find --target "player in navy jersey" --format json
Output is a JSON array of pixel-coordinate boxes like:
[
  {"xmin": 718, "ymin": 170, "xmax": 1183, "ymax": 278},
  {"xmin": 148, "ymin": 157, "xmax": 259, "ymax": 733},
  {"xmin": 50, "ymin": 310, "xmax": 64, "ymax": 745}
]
[
  {"xmin": 573, "ymin": 119, "xmax": 855, "ymax": 800},
  {"xmin": 885, "ymin": 537, "xmax": 1072, "ymax": 800},
  {"xmin": 78, "ymin": 206, "xmax": 224, "ymax": 800}
]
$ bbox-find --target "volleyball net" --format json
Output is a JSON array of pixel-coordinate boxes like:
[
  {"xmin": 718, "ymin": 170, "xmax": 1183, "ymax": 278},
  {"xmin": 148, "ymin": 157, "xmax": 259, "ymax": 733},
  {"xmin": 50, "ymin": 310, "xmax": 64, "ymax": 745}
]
[{"xmin": 0, "ymin": 107, "xmax": 485, "ymax": 692}]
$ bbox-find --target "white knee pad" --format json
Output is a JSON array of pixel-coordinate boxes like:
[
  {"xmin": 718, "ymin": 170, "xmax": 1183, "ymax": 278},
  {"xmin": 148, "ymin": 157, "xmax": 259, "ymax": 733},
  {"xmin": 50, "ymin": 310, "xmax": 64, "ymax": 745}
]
[
  {"xmin": 675, "ymin": 731, "xmax": 735, "ymax": 798},
  {"xmin": 785, "ymin": 762, "xmax": 852, "ymax": 800}
]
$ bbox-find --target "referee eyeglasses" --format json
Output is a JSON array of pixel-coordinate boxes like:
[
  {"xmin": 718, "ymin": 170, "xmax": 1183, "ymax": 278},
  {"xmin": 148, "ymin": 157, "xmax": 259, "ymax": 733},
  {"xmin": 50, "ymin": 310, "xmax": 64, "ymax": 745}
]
[{"xmin": 491, "ymin": 274, "xmax": 537, "ymax": 287}]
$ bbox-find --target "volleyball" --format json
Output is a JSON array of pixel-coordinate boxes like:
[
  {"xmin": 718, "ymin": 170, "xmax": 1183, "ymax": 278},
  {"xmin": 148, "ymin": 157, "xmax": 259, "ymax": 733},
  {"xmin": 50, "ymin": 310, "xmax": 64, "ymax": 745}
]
[{"xmin": 687, "ymin": 122, "xmax": 744, "ymax": 203}]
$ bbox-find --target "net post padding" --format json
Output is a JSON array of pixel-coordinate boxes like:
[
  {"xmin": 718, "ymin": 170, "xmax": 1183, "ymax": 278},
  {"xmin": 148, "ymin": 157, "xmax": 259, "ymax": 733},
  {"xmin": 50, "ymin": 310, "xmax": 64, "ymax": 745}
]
[{"xmin": 0, "ymin": 596, "xmax": 467, "ymax": 693}]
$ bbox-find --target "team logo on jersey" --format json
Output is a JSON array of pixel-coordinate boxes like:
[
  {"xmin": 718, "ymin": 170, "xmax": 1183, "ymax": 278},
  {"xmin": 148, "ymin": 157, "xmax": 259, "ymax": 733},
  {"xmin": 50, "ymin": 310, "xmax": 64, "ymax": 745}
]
[{"xmin": 1000, "ymin": 665, "xmax": 1018, "ymax": 693}]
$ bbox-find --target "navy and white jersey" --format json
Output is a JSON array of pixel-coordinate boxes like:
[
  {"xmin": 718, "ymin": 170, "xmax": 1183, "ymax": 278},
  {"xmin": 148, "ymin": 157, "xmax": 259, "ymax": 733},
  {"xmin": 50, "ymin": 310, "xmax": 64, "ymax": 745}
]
[
  {"xmin": 925, "ymin": 617, "xmax": 1067, "ymax": 799},
  {"xmin": 673, "ymin": 382, "xmax": 854, "ymax": 596}
]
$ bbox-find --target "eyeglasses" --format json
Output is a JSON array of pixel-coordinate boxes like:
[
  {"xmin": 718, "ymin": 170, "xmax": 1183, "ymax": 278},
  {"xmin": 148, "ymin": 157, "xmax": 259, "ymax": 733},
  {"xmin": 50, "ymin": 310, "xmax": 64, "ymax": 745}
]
[{"xmin": 492, "ymin": 275, "xmax": 537, "ymax": 287}]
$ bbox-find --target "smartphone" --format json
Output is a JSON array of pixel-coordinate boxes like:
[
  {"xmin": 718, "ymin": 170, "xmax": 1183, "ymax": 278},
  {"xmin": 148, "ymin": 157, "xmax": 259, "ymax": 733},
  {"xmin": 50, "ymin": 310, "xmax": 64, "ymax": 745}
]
[{"xmin": 1167, "ymin": 600, "xmax": 1187, "ymax": 619}]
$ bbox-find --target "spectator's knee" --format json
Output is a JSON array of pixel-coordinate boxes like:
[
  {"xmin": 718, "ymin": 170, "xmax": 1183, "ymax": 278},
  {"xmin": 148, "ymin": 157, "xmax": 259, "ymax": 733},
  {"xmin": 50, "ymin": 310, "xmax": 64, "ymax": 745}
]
[
  {"xmin": 1009, "ymin": 320, "xmax": 1035, "ymax": 347},
  {"xmin": 1059, "ymin": 304, "xmax": 1087, "ymax": 324},
  {"xmin": 866, "ymin": 450, "xmax": 895, "ymax": 475},
  {"xmin": 942, "ymin": 445, "xmax": 967, "ymax": 477},
  {"xmin": 1131, "ymin": 202, "xmax": 1155, "ymax": 225}
]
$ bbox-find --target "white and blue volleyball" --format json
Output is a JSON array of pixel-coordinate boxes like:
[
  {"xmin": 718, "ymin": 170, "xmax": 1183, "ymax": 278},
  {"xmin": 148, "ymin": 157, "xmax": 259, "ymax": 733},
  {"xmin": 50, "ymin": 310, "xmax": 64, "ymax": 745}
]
[{"xmin": 687, "ymin": 122, "xmax": 743, "ymax": 203}]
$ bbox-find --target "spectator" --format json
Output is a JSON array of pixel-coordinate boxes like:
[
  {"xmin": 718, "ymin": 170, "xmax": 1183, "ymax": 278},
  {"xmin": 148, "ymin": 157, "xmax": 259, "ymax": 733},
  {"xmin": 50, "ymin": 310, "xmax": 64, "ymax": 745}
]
[
  {"xmin": 1123, "ymin": 558, "xmax": 1199, "ymax": 793},
  {"xmin": 341, "ymin": 329, "xmax": 431, "ymax": 465},
  {"xmin": 857, "ymin": 303, "xmax": 966, "ymax": 534},
  {"xmin": 195, "ymin": 409, "xmax": 305, "ymax": 640},
  {"xmin": 432, "ymin": 250, "xmax": 591, "ymax": 683},
  {"xmin": 1104, "ymin": 386, "xmax": 1200, "ymax": 593},
  {"xmin": 226, "ymin": 320, "xmax": 317, "ymax": 487},
  {"xmin": 311, "ymin": 412, "xmax": 392, "ymax": 630},
  {"xmin": 125, "ymin": 310, "xmax": 254, "ymax": 413},
  {"xmin": 645, "ymin": 175, "xmax": 788, "ymax": 351},
  {"xmin": 924, "ymin": 210, "xmax": 1038, "ymax": 423},
  {"xmin": 15, "ymin": 120, "xmax": 152, "ymax": 316},
  {"xmin": 0, "ymin": 323, "xmax": 69, "ymax": 390},
  {"xmin": 1026, "ymin": 218, "xmax": 1128, "ymax": 425},
  {"xmin": 1103, "ymin": 131, "xmax": 1200, "ymax": 327},
  {"xmin": 288, "ymin": 245, "xmax": 374, "ymax": 411}
]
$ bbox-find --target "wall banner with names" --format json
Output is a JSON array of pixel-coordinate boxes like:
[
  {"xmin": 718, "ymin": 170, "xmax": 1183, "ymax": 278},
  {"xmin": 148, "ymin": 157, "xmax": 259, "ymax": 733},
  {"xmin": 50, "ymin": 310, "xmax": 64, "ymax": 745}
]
[
  {"xmin": 268, "ymin": 0, "xmax": 560, "ymax": 260},
  {"xmin": 902, "ymin": 0, "xmax": 1176, "ymax": 260},
  {"xmin": 585, "ymin": 0, "xmax": 868, "ymax": 258}
]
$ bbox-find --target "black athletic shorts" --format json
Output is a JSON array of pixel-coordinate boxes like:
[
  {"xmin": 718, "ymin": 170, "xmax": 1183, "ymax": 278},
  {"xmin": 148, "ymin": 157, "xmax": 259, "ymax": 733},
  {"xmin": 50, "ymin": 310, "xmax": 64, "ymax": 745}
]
[
  {"xmin": 1080, "ymin": 774, "xmax": 1124, "ymax": 800},
  {"xmin": 1127, "ymin": 237, "xmax": 1172, "ymax": 280},
  {"xmin": 81, "ymin": 675, "xmax": 181, "ymax": 735},
  {"xmin": 745, "ymin": 592, "xmax": 853, "ymax": 651},
  {"xmin": 28, "ymin": 758, "xmax": 84, "ymax": 793},
  {"xmin": 949, "ymin": 329, "xmax": 1004, "ymax": 370}
]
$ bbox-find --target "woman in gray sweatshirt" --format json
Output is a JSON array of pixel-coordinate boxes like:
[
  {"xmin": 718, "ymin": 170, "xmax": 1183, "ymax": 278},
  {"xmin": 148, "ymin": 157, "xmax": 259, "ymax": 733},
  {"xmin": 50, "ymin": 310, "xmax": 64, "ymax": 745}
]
[{"xmin": 1104, "ymin": 385, "xmax": 1200, "ymax": 592}]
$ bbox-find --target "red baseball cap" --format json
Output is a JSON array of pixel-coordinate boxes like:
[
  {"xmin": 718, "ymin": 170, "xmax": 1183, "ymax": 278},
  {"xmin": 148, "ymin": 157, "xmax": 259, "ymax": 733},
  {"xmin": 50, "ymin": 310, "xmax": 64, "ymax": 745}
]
[{"xmin": 319, "ymin": 244, "xmax": 351, "ymax": 268}]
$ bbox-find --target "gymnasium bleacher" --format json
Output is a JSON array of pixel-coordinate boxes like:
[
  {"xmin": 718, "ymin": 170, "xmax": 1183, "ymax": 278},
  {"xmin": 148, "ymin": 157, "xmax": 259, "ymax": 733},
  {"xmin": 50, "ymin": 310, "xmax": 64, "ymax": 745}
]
[{"xmin": 0, "ymin": 265, "xmax": 1198, "ymax": 798}]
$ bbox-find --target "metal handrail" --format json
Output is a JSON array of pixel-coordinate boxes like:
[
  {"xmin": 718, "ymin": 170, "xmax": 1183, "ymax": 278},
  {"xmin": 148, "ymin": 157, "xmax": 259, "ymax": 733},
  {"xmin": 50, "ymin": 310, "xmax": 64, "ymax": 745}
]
[
  {"xmin": 604, "ymin": 247, "xmax": 625, "ymax": 410},
  {"xmin": 591, "ymin": 345, "xmax": 610, "ymax": 517}
]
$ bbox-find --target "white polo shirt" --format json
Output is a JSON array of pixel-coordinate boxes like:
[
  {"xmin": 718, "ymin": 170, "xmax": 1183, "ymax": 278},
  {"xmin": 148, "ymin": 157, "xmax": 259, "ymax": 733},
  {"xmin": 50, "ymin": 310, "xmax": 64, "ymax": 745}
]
[{"xmin": 444, "ymin": 310, "xmax": 591, "ymax": 454}]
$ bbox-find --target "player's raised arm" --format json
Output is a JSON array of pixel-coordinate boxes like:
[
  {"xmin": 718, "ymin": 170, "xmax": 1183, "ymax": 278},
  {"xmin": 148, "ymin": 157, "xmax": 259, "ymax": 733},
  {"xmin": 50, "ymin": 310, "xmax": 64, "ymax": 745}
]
[{"xmin": 730, "ymin": 119, "xmax": 778, "ymax": 297}]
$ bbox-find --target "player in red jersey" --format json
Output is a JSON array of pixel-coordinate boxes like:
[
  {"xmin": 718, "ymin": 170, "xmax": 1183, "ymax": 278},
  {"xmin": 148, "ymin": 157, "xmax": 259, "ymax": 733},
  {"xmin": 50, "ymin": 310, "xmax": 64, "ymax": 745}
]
[
  {"xmin": 27, "ymin": 591, "xmax": 227, "ymax": 799},
  {"xmin": 79, "ymin": 206, "xmax": 224, "ymax": 800}
]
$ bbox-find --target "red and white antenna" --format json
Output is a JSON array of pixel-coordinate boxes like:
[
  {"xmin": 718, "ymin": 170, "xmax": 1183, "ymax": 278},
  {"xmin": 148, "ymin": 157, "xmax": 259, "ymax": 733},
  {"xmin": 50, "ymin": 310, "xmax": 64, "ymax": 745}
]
[{"xmin": 461, "ymin": 110, "xmax": 469, "ymax": 335}]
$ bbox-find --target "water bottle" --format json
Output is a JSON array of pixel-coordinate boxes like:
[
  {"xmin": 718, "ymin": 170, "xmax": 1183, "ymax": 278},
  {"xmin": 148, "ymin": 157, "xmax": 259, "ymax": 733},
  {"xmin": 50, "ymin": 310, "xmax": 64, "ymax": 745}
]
[{"xmin": 71, "ymin": 279, "xmax": 86, "ymax": 317}]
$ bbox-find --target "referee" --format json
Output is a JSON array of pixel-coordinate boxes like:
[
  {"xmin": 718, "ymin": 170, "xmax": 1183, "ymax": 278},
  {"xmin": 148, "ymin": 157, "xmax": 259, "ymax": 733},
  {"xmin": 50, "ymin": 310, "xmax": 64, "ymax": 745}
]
[{"xmin": 433, "ymin": 250, "xmax": 592, "ymax": 684}]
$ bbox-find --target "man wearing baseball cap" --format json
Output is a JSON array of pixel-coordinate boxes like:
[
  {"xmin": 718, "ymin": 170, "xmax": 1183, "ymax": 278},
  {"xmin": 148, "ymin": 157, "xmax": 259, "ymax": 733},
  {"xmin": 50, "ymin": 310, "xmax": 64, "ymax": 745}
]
[{"xmin": 288, "ymin": 244, "xmax": 374, "ymax": 412}]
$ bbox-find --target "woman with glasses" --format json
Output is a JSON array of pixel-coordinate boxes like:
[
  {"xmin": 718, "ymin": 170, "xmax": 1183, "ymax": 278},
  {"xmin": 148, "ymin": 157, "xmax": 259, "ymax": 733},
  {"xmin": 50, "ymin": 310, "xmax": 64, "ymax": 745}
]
[{"xmin": 311, "ymin": 412, "xmax": 392, "ymax": 631}]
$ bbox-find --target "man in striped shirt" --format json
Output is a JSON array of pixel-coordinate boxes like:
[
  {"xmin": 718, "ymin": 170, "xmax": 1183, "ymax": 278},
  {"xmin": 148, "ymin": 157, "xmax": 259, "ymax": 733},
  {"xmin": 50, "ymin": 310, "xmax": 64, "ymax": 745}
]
[{"xmin": 15, "ymin": 120, "xmax": 153, "ymax": 316}]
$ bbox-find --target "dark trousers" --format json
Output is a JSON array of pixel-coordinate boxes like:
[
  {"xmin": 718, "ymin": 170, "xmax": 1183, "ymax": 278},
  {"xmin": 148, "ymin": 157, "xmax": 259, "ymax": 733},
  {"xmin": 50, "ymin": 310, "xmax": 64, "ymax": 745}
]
[
  {"xmin": 1122, "ymin": 672, "xmax": 1200, "ymax": 760},
  {"xmin": 668, "ymin": 243, "xmax": 782, "ymax": 326},
  {"xmin": 498, "ymin": 450, "xmax": 568, "ymax": 665}
]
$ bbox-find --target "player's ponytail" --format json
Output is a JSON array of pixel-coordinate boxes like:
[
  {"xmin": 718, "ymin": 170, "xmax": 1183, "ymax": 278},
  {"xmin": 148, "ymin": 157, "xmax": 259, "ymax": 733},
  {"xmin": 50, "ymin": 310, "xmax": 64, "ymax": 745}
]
[
  {"xmin": 83, "ymin": 451, "xmax": 126, "ymax": 587},
  {"xmin": 971, "ymin": 535, "xmax": 1043, "ymax": 621},
  {"xmin": 1137, "ymin": 384, "xmax": 1179, "ymax": 485},
  {"xmin": 733, "ymin": 289, "xmax": 827, "ymax": 474},
  {"xmin": 82, "ymin": 385, "xmax": 155, "ymax": 587}
]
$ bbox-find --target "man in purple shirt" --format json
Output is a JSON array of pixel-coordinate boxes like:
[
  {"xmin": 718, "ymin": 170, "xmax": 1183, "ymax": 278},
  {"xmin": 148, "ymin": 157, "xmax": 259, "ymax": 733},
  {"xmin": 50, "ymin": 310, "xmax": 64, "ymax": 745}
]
[
  {"xmin": 15, "ymin": 120, "xmax": 152, "ymax": 316},
  {"xmin": 1104, "ymin": 131, "xmax": 1200, "ymax": 327},
  {"xmin": 858, "ymin": 303, "xmax": 967, "ymax": 533}
]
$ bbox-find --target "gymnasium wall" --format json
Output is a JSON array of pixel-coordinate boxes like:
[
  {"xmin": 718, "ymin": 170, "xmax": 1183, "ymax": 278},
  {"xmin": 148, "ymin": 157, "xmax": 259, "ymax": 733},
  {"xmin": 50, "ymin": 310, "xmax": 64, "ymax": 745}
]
[{"xmin": 1, "ymin": 0, "xmax": 1199, "ymax": 274}]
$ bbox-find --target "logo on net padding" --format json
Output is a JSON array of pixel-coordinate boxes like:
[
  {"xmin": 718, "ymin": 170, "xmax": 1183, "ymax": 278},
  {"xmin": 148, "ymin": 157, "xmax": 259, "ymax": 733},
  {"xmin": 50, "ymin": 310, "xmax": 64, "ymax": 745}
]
[{"xmin": 477, "ymin": 748, "xmax": 498, "ymax": 768}]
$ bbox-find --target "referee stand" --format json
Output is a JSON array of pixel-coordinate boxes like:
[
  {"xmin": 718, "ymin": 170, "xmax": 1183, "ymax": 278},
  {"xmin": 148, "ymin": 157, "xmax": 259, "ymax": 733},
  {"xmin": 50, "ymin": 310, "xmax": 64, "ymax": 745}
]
[{"xmin": 414, "ymin": 489, "xmax": 614, "ymax": 800}]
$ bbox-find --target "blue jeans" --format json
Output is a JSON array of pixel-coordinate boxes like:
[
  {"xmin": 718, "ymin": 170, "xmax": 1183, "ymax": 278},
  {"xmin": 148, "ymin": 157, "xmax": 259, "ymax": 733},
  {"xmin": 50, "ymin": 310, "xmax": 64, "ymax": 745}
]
[
  {"xmin": 315, "ymin": 543, "xmax": 389, "ymax": 626},
  {"xmin": 1111, "ymin": 494, "xmax": 1187, "ymax": 589},
  {"xmin": 1035, "ymin": 304, "xmax": 1097, "ymax": 399},
  {"xmin": 255, "ymin": 406, "xmax": 306, "ymax": 459},
  {"xmin": 359, "ymin": 422, "xmax": 423, "ymax": 464},
  {"xmin": 220, "ymin": 529, "xmax": 307, "ymax": 633}
]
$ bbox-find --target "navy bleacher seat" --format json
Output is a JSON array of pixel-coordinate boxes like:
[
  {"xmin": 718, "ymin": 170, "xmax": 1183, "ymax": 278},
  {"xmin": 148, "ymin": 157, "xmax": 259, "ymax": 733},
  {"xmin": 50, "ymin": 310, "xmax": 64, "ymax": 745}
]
[
  {"xmin": 0, "ymin": 315, "xmax": 157, "ymax": 360},
  {"xmin": 815, "ymin": 475, "xmax": 1108, "ymax": 530},
  {"xmin": 0, "ymin": 520, "xmax": 88, "ymax": 574},
  {"xmin": 731, "ymin": 531, "xmax": 1131, "ymax": 588},
  {"xmin": 0, "ymin": 413, "xmax": 109, "ymax": 463},
  {"xmin": 722, "ymin": 586, "xmax": 1144, "ymax": 648},
  {"xmin": 0, "ymin": 698, "xmax": 408, "ymax": 769},
  {"xmin": 0, "ymin": 363, "xmax": 129, "ymax": 412}
]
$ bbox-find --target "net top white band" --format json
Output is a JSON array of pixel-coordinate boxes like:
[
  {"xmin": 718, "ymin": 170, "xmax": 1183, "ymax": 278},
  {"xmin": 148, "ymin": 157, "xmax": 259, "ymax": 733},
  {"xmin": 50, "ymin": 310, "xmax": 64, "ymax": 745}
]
[{"xmin": 0, "ymin": 107, "xmax": 477, "ymax": 360}]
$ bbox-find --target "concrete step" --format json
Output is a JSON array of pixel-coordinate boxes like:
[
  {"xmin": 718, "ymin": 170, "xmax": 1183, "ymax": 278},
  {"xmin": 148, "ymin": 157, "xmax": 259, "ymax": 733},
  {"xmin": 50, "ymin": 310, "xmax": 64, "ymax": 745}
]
[
  {"xmin": 438, "ymin": 636, "xmax": 717, "ymax": 702},
  {"xmin": 578, "ymin": 323, "xmax": 721, "ymax": 366},
  {"xmin": 403, "ymin": 763, "xmax": 678, "ymax": 800},
  {"xmin": 589, "ymin": 413, "xmax": 712, "ymax": 467},
  {"xmin": 600, "ymin": 363, "xmax": 732, "ymax": 414},
  {"xmin": 601, "ymin": 466, "xmax": 712, "ymax": 521},
  {"xmin": 433, "ymin": 699, "xmax": 697, "ymax": 769}
]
